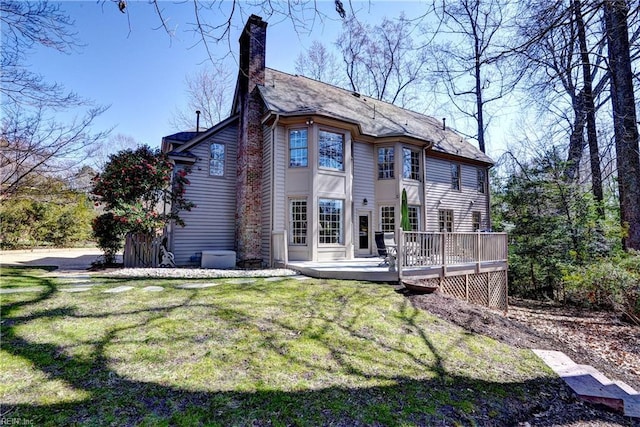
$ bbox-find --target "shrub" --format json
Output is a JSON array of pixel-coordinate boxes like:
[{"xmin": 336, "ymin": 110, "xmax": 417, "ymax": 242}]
[
  {"xmin": 92, "ymin": 213, "xmax": 126, "ymax": 264},
  {"xmin": 563, "ymin": 255, "xmax": 640, "ymax": 323}
]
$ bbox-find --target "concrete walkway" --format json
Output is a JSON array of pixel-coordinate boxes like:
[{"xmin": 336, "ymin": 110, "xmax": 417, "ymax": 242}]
[
  {"xmin": 533, "ymin": 349, "xmax": 639, "ymax": 419},
  {"xmin": 0, "ymin": 248, "xmax": 119, "ymax": 272}
]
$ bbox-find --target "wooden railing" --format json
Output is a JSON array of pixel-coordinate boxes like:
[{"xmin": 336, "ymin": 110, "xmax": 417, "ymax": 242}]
[{"xmin": 397, "ymin": 231, "xmax": 508, "ymax": 275}]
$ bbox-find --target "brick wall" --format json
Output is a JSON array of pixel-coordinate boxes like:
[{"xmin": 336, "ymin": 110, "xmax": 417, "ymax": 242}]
[{"xmin": 236, "ymin": 15, "xmax": 267, "ymax": 265}]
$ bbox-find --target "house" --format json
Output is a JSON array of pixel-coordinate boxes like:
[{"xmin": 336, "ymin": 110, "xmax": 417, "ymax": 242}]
[{"xmin": 162, "ymin": 15, "xmax": 496, "ymax": 269}]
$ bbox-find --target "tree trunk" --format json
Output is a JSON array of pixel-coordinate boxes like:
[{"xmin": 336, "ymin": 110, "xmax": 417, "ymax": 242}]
[
  {"xmin": 574, "ymin": 0, "xmax": 604, "ymax": 217},
  {"xmin": 604, "ymin": 0, "xmax": 640, "ymax": 250},
  {"xmin": 566, "ymin": 90, "xmax": 586, "ymax": 181}
]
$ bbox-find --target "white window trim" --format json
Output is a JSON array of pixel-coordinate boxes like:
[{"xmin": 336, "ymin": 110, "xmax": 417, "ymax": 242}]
[{"xmin": 209, "ymin": 142, "xmax": 226, "ymax": 177}]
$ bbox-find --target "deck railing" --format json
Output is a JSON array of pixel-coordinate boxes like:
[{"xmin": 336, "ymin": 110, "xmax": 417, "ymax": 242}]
[{"xmin": 397, "ymin": 231, "xmax": 508, "ymax": 274}]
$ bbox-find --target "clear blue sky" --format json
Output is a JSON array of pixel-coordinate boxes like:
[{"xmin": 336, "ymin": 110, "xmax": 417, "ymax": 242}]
[{"xmin": 29, "ymin": 1, "xmax": 431, "ymax": 151}]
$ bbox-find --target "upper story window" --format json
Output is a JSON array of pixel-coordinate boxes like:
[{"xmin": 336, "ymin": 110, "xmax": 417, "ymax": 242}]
[
  {"xmin": 318, "ymin": 198, "xmax": 344, "ymax": 244},
  {"xmin": 439, "ymin": 209, "xmax": 454, "ymax": 232},
  {"xmin": 289, "ymin": 129, "xmax": 308, "ymax": 168},
  {"xmin": 451, "ymin": 163, "xmax": 461, "ymax": 191},
  {"xmin": 477, "ymin": 167, "xmax": 486, "ymax": 193},
  {"xmin": 402, "ymin": 148, "xmax": 420, "ymax": 180},
  {"xmin": 209, "ymin": 142, "xmax": 225, "ymax": 176},
  {"xmin": 380, "ymin": 206, "xmax": 395, "ymax": 232},
  {"xmin": 318, "ymin": 130, "xmax": 344, "ymax": 171},
  {"xmin": 378, "ymin": 147, "xmax": 394, "ymax": 179}
]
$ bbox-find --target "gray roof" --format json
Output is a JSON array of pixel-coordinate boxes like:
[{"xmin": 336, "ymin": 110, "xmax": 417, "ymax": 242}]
[{"xmin": 259, "ymin": 69, "xmax": 494, "ymax": 165}]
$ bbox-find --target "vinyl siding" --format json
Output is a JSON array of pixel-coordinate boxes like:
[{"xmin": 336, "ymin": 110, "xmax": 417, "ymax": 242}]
[
  {"xmin": 170, "ymin": 123, "xmax": 238, "ymax": 265},
  {"xmin": 353, "ymin": 141, "xmax": 375, "ymax": 252},
  {"xmin": 424, "ymin": 156, "xmax": 490, "ymax": 232},
  {"xmin": 261, "ymin": 123, "xmax": 272, "ymax": 263}
]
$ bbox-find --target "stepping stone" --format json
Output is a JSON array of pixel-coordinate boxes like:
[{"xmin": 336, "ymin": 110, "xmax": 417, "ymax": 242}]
[
  {"xmin": 176, "ymin": 283, "xmax": 220, "ymax": 289},
  {"xmin": 291, "ymin": 275, "xmax": 311, "ymax": 281},
  {"xmin": 103, "ymin": 286, "xmax": 134, "ymax": 293},
  {"xmin": 227, "ymin": 278, "xmax": 256, "ymax": 285},
  {"xmin": 142, "ymin": 286, "xmax": 164, "ymax": 292},
  {"xmin": 533, "ymin": 349, "xmax": 639, "ymax": 418},
  {"xmin": 60, "ymin": 287, "xmax": 92, "ymax": 293},
  {"xmin": 0, "ymin": 287, "xmax": 45, "ymax": 294},
  {"xmin": 264, "ymin": 277, "xmax": 284, "ymax": 282}
]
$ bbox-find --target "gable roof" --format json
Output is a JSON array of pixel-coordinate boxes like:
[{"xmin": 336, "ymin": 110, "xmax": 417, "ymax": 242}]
[{"xmin": 258, "ymin": 68, "xmax": 494, "ymax": 165}]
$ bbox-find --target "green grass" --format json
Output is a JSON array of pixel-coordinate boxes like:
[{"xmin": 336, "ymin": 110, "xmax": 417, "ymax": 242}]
[{"xmin": 1, "ymin": 266, "xmax": 556, "ymax": 425}]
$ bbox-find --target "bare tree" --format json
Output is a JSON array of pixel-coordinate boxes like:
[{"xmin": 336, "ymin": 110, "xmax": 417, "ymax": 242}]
[
  {"xmin": 0, "ymin": 1, "xmax": 110, "ymax": 198},
  {"xmin": 515, "ymin": 0, "xmax": 606, "ymax": 213},
  {"xmin": 295, "ymin": 40, "xmax": 343, "ymax": 86},
  {"xmin": 1, "ymin": 105, "xmax": 110, "ymax": 198},
  {"xmin": 0, "ymin": 1, "xmax": 83, "ymax": 109},
  {"xmin": 337, "ymin": 14, "xmax": 429, "ymax": 108},
  {"xmin": 604, "ymin": 0, "xmax": 640, "ymax": 250},
  {"xmin": 431, "ymin": 0, "xmax": 517, "ymax": 153},
  {"xmin": 170, "ymin": 65, "xmax": 234, "ymax": 131}
]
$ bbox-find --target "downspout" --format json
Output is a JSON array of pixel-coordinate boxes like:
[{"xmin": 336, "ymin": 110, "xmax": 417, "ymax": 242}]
[{"xmin": 270, "ymin": 113, "xmax": 280, "ymax": 267}]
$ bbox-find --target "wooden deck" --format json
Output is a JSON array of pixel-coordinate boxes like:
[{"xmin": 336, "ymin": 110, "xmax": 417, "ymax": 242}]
[{"xmin": 282, "ymin": 231, "xmax": 509, "ymax": 310}]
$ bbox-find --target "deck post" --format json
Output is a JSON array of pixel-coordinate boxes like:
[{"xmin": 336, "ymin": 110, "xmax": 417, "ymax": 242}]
[
  {"xmin": 476, "ymin": 232, "xmax": 481, "ymax": 273},
  {"xmin": 441, "ymin": 232, "xmax": 447, "ymax": 276},
  {"xmin": 397, "ymin": 228, "xmax": 404, "ymax": 279}
]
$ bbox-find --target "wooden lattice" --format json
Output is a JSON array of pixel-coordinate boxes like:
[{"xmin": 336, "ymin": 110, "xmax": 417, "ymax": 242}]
[
  {"xmin": 441, "ymin": 275, "xmax": 466, "ymax": 300},
  {"xmin": 439, "ymin": 271, "xmax": 508, "ymax": 312},
  {"xmin": 488, "ymin": 271, "xmax": 508, "ymax": 310}
]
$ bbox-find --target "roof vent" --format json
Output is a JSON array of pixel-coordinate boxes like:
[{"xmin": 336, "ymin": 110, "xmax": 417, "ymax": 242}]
[
  {"xmin": 442, "ymin": 118, "xmax": 446, "ymax": 130},
  {"xmin": 352, "ymin": 92, "xmax": 361, "ymax": 98}
]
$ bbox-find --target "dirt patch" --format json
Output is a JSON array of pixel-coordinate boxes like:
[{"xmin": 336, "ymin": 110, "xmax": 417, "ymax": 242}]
[{"xmin": 405, "ymin": 289, "xmax": 640, "ymax": 426}]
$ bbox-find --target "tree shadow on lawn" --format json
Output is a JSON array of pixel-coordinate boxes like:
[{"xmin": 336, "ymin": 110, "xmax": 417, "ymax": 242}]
[{"xmin": 1, "ymin": 273, "xmax": 629, "ymax": 426}]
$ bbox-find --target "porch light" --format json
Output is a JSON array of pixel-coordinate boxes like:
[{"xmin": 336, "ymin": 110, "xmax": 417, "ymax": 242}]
[
  {"xmin": 363, "ymin": 198, "xmax": 368, "ymax": 206},
  {"xmin": 306, "ymin": 118, "xmax": 314, "ymax": 125}
]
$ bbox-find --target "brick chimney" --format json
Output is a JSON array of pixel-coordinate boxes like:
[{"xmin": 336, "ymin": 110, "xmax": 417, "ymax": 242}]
[{"xmin": 236, "ymin": 15, "xmax": 267, "ymax": 266}]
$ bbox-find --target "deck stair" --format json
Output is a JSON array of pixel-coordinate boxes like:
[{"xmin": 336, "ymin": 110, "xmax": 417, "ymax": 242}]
[{"xmin": 533, "ymin": 349, "xmax": 639, "ymax": 418}]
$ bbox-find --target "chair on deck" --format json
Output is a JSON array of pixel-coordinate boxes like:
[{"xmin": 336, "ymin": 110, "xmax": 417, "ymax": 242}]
[{"xmin": 375, "ymin": 232, "xmax": 397, "ymax": 267}]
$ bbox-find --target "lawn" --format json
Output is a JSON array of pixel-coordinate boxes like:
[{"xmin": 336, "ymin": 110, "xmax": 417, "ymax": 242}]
[{"xmin": 0, "ymin": 266, "xmax": 557, "ymax": 426}]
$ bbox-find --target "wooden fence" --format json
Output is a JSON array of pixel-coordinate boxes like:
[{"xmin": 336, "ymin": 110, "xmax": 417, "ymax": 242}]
[{"xmin": 123, "ymin": 233, "xmax": 165, "ymax": 268}]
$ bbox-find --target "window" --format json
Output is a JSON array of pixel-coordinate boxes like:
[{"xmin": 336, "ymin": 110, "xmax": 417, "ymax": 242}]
[
  {"xmin": 209, "ymin": 143, "xmax": 225, "ymax": 176},
  {"xmin": 477, "ymin": 168, "xmax": 486, "ymax": 193},
  {"xmin": 380, "ymin": 206, "xmax": 395, "ymax": 232},
  {"xmin": 438, "ymin": 209, "xmax": 454, "ymax": 232},
  {"xmin": 318, "ymin": 199, "xmax": 343, "ymax": 244},
  {"xmin": 378, "ymin": 147, "xmax": 394, "ymax": 179},
  {"xmin": 403, "ymin": 148, "xmax": 420, "ymax": 180},
  {"xmin": 472, "ymin": 211, "xmax": 482, "ymax": 231},
  {"xmin": 318, "ymin": 130, "xmax": 344, "ymax": 170},
  {"xmin": 408, "ymin": 205, "xmax": 420, "ymax": 231},
  {"xmin": 289, "ymin": 199, "xmax": 307, "ymax": 245},
  {"xmin": 289, "ymin": 129, "xmax": 308, "ymax": 168},
  {"xmin": 451, "ymin": 164, "xmax": 461, "ymax": 191}
]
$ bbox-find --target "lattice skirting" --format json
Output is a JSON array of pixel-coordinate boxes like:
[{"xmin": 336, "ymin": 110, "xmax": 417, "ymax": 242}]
[{"xmin": 440, "ymin": 271, "xmax": 508, "ymax": 311}]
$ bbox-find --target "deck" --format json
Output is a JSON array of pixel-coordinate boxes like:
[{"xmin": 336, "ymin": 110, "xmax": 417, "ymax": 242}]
[{"xmin": 280, "ymin": 231, "xmax": 509, "ymax": 311}]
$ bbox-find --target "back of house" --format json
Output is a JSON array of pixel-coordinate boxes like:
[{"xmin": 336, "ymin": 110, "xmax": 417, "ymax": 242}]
[{"xmin": 162, "ymin": 15, "xmax": 494, "ymax": 268}]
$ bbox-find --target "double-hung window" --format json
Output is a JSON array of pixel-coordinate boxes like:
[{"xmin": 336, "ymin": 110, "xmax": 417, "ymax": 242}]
[
  {"xmin": 289, "ymin": 129, "xmax": 308, "ymax": 168},
  {"xmin": 380, "ymin": 206, "xmax": 395, "ymax": 232},
  {"xmin": 472, "ymin": 211, "xmax": 482, "ymax": 231},
  {"xmin": 289, "ymin": 199, "xmax": 308, "ymax": 245},
  {"xmin": 209, "ymin": 143, "xmax": 225, "ymax": 176},
  {"xmin": 477, "ymin": 168, "xmax": 486, "ymax": 193},
  {"xmin": 408, "ymin": 205, "xmax": 420, "ymax": 231},
  {"xmin": 438, "ymin": 209, "xmax": 454, "ymax": 232},
  {"xmin": 318, "ymin": 199, "xmax": 343, "ymax": 244},
  {"xmin": 403, "ymin": 148, "xmax": 420, "ymax": 180},
  {"xmin": 378, "ymin": 147, "xmax": 394, "ymax": 179},
  {"xmin": 318, "ymin": 131, "xmax": 344, "ymax": 171},
  {"xmin": 451, "ymin": 164, "xmax": 461, "ymax": 191}
]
